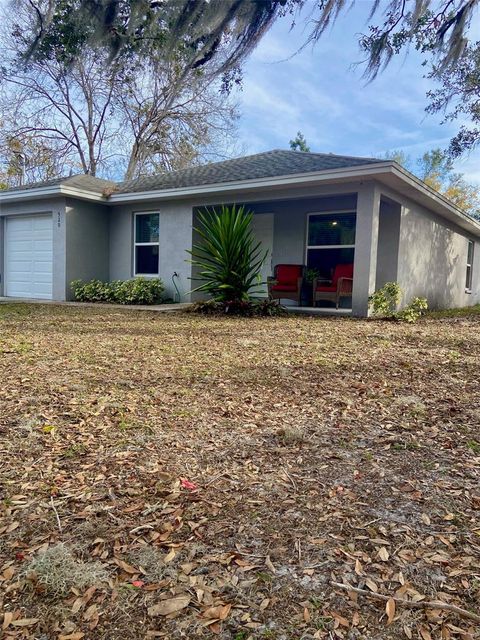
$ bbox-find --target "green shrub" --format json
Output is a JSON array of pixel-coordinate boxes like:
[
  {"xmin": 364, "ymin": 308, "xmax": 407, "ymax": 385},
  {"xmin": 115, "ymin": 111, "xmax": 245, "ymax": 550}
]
[
  {"xmin": 188, "ymin": 297, "xmax": 287, "ymax": 317},
  {"xmin": 71, "ymin": 279, "xmax": 111, "ymax": 302},
  {"xmin": 397, "ymin": 296, "xmax": 429, "ymax": 323},
  {"xmin": 71, "ymin": 277, "xmax": 164, "ymax": 305},
  {"xmin": 369, "ymin": 282, "xmax": 402, "ymax": 318},
  {"xmin": 188, "ymin": 204, "xmax": 267, "ymax": 303},
  {"xmin": 114, "ymin": 278, "xmax": 164, "ymax": 305},
  {"xmin": 369, "ymin": 282, "xmax": 428, "ymax": 323},
  {"xmin": 253, "ymin": 298, "xmax": 288, "ymax": 317}
]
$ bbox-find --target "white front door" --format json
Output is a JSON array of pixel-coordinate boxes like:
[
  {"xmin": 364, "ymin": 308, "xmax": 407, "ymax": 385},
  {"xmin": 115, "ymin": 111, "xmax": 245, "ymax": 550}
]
[
  {"xmin": 5, "ymin": 214, "xmax": 53, "ymax": 299},
  {"xmin": 251, "ymin": 213, "xmax": 274, "ymax": 297}
]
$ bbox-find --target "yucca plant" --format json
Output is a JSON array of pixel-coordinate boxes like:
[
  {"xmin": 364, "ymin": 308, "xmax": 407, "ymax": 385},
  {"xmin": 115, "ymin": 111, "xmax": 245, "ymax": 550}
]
[{"xmin": 188, "ymin": 204, "xmax": 267, "ymax": 304}]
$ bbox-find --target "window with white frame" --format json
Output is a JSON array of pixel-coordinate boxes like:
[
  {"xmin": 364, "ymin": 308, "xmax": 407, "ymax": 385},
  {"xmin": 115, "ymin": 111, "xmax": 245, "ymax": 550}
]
[
  {"xmin": 134, "ymin": 213, "xmax": 159, "ymax": 275},
  {"xmin": 306, "ymin": 211, "xmax": 356, "ymax": 280},
  {"xmin": 466, "ymin": 240, "xmax": 474, "ymax": 292}
]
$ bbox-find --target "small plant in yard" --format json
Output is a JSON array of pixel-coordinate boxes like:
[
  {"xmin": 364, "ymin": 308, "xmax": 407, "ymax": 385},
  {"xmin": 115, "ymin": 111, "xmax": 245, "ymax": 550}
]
[
  {"xmin": 71, "ymin": 278, "xmax": 111, "ymax": 303},
  {"xmin": 369, "ymin": 282, "xmax": 428, "ymax": 322},
  {"xmin": 188, "ymin": 204, "xmax": 271, "ymax": 315},
  {"xmin": 397, "ymin": 296, "xmax": 429, "ymax": 323},
  {"xmin": 369, "ymin": 282, "xmax": 402, "ymax": 318},
  {"xmin": 71, "ymin": 277, "xmax": 164, "ymax": 305},
  {"xmin": 25, "ymin": 543, "xmax": 109, "ymax": 597},
  {"xmin": 467, "ymin": 440, "xmax": 480, "ymax": 454},
  {"xmin": 277, "ymin": 426, "xmax": 306, "ymax": 444},
  {"xmin": 253, "ymin": 298, "xmax": 287, "ymax": 317},
  {"xmin": 188, "ymin": 298, "xmax": 286, "ymax": 317}
]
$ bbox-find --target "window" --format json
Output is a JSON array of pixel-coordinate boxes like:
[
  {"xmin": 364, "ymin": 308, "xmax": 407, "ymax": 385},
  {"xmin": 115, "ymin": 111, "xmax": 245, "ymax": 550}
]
[
  {"xmin": 134, "ymin": 213, "xmax": 159, "ymax": 275},
  {"xmin": 306, "ymin": 211, "xmax": 356, "ymax": 280},
  {"xmin": 466, "ymin": 240, "xmax": 474, "ymax": 292}
]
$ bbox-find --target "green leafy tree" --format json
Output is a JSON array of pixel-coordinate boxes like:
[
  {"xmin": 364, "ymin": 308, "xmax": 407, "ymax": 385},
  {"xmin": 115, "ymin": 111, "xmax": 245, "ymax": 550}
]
[
  {"xmin": 387, "ymin": 148, "xmax": 480, "ymax": 218},
  {"xmin": 427, "ymin": 43, "xmax": 480, "ymax": 157},
  {"xmin": 10, "ymin": 0, "xmax": 288, "ymax": 83},
  {"xmin": 289, "ymin": 131, "xmax": 310, "ymax": 152},
  {"xmin": 383, "ymin": 149, "xmax": 412, "ymax": 170},
  {"xmin": 417, "ymin": 149, "xmax": 455, "ymax": 191},
  {"xmin": 188, "ymin": 204, "xmax": 267, "ymax": 304}
]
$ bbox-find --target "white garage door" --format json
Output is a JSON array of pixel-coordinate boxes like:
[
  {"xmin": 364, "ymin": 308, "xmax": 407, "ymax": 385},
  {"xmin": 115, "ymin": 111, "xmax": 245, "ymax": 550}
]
[{"xmin": 5, "ymin": 215, "xmax": 53, "ymax": 299}]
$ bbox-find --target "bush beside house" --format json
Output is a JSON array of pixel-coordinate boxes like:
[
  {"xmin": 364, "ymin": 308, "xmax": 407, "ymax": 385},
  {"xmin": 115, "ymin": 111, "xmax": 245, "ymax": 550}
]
[
  {"xmin": 71, "ymin": 277, "xmax": 165, "ymax": 305},
  {"xmin": 369, "ymin": 282, "xmax": 428, "ymax": 322}
]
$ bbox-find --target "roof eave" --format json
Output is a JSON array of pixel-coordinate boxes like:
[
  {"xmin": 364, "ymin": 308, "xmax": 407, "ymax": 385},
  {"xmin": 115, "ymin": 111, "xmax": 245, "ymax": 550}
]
[
  {"xmin": 109, "ymin": 162, "xmax": 394, "ymax": 202},
  {"xmin": 109, "ymin": 162, "xmax": 480, "ymax": 236},
  {"xmin": 0, "ymin": 184, "xmax": 108, "ymax": 204},
  {"xmin": 388, "ymin": 163, "xmax": 480, "ymax": 236}
]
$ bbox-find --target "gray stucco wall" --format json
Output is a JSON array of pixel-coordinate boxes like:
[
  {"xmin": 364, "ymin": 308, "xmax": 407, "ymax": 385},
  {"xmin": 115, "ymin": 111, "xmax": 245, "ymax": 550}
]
[
  {"xmin": 246, "ymin": 193, "xmax": 358, "ymax": 267},
  {"xmin": 109, "ymin": 186, "xmax": 361, "ymax": 304},
  {"xmin": 109, "ymin": 202, "xmax": 193, "ymax": 301},
  {"xmin": 0, "ymin": 198, "xmax": 67, "ymax": 300},
  {"xmin": 396, "ymin": 199, "xmax": 480, "ymax": 309},
  {"xmin": 375, "ymin": 199, "xmax": 401, "ymax": 289},
  {"xmin": 189, "ymin": 191, "xmax": 359, "ymax": 303},
  {"xmin": 0, "ymin": 216, "xmax": 4, "ymax": 297},
  {"xmin": 3, "ymin": 177, "xmax": 479, "ymax": 314},
  {"xmin": 65, "ymin": 199, "xmax": 110, "ymax": 299}
]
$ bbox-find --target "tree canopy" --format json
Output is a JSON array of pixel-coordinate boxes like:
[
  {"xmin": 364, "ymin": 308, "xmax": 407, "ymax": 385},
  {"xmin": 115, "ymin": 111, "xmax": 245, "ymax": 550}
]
[
  {"xmin": 14, "ymin": 1, "xmax": 479, "ymax": 80},
  {"xmin": 289, "ymin": 131, "xmax": 310, "ymax": 152},
  {"xmin": 0, "ymin": 0, "xmax": 240, "ymax": 181},
  {"xmin": 386, "ymin": 147, "xmax": 480, "ymax": 217},
  {"xmin": 11, "ymin": 0, "xmax": 480, "ymax": 159}
]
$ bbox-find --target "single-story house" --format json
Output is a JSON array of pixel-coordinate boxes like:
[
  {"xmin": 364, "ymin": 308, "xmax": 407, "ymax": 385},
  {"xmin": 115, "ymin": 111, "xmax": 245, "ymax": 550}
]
[{"xmin": 0, "ymin": 149, "xmax": 479, "ymax": 316}]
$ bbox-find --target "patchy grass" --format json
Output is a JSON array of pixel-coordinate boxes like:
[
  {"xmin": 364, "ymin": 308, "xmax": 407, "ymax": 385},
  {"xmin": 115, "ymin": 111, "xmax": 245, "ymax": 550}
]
[
  {"xmin": 0, "ymin": 304, "xmax": 480, "ymax": 639},
  {"xmin": 426, "ymin": 303, "xmax": 480, "ymax": 318}
]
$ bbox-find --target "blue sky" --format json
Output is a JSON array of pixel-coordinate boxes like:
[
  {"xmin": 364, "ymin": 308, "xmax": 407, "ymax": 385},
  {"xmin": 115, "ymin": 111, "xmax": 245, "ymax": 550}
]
[{"xmin": 236, "ymin": 3, "xmax": 480, "ymax": 183}]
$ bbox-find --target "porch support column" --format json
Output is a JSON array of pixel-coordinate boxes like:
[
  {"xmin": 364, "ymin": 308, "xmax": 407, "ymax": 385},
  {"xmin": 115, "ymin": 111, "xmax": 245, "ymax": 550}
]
[
  {"xmin": 352, "ymin": 182, "xmax": 380, "ymax": 317},
  {"xmin": 0, "ymin": 216, "xmax": 4, "ymax": 296}
]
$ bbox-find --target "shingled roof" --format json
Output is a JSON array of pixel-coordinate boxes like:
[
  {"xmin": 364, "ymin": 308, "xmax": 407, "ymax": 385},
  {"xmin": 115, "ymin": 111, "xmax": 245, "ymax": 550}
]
[
  {"xmin": 115, "ymin": 149, "xmax": 384, "ymax": 194},
  {"xmin": 0, "ymin": 150, "xmax": 384, "ymax": 198}
]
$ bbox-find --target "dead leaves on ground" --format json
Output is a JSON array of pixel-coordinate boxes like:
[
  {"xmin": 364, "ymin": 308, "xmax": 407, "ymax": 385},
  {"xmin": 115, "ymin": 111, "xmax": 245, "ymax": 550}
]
[{"xmin": 0, "ymin": 306, "xmax": 480, "ymax": 638}]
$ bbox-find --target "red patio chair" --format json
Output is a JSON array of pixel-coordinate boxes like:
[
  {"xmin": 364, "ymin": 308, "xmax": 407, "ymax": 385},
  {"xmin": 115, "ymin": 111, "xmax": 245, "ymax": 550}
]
[
  {"xmin": 267, "ymin": 264, "xmax": 304, "ymax": 305},
  {"xmin": 313, "ymin": 263, "xmax": 354, "ymax": 309}
]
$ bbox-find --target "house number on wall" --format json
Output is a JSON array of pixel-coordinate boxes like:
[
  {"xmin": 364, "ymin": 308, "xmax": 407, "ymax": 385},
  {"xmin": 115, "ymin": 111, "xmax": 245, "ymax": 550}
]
[{"xmin": 57, "ymin": 211, "xmax": 61, "ymax": 227}]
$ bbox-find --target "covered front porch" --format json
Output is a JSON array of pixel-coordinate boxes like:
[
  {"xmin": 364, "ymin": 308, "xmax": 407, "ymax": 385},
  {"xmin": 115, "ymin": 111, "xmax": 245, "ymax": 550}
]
[{"xmin": 194, "ymin": 182, "xmax": 400, "ymax": 316}]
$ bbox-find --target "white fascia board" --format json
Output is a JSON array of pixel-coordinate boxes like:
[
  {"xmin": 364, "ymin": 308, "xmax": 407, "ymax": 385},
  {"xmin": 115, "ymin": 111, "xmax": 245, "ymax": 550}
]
[
  {"xmin": 0, "ymin": 185, "xmax": 63, "ymax": 203},
  {"xmin": 60, "ymin": 186, "xmax": 107, "ymax": 202},
  {"xmin": 0, "ymin": 184, "xmax": 107, "ymax": 204}
]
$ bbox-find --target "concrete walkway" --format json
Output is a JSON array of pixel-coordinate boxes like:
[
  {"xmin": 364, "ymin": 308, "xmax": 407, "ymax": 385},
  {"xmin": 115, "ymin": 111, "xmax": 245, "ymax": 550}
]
[
  {"xmin": 287, "ymin": 306, "xmax": 352, "ymax": 316},
  {"xmin": 0, "ymin": 297, "xmax": 191, "ymax": 313},
  {"xmin": 0, "ymin": 298, "xmax": 352, "ymax": 316}
]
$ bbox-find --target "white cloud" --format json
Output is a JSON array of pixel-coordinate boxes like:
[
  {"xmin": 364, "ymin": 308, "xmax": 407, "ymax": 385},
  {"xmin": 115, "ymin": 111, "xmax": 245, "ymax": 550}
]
[{"xmin": 236, "ymin": 3, "xmax": 480, "ymax": 178}]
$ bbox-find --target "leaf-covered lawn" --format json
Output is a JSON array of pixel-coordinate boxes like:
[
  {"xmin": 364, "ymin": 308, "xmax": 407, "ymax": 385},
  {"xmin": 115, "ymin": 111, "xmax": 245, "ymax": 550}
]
[{"xmin": 0, "ymin": 304, "xmax": 479, "ymax": 640}]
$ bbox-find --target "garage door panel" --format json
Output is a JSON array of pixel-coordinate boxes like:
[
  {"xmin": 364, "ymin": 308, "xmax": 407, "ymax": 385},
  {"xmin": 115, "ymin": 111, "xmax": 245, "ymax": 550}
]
[
  {"xmin": 33, "ymin": 229, "xmax": 53, "ymax": 241},
  {"xmin": 33, "ymin": 262, "xmax": 53, "ymax": 274},
  {"xmin": 5, "ymin": 215, "xmax": 53, "ymax": 299},
  {"xmin": 32, "ymin": 239, "xmax": 52, "ymax": 250},
  {"xmin": 33, "ymin": 273, "xmax": 53, "ymax": 282},
  {"xmin": 8, "ymin": 240, "xmax": 33, "ymax": 252}
]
